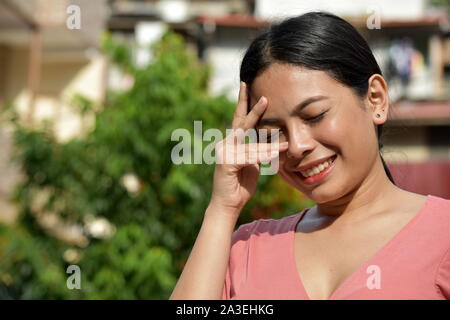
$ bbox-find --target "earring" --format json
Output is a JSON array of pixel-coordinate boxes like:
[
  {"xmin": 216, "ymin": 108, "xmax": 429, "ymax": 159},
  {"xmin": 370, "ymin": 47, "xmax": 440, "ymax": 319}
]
[{"xmin": 376, "ymin": 113, "xmax": 381, "ymax": 118}]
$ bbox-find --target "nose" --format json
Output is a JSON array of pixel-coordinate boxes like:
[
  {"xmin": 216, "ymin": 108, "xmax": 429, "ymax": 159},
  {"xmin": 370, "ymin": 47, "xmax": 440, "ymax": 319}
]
[{"xmin": 285, "ymin": 125, "xmax": 316, "ymax": 160}]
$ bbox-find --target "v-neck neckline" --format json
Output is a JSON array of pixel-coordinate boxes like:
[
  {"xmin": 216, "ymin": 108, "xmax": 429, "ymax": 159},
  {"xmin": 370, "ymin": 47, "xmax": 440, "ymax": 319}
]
[{"xmin": 289, "ymin": 194, "xmax": 432, "ymax": 300}]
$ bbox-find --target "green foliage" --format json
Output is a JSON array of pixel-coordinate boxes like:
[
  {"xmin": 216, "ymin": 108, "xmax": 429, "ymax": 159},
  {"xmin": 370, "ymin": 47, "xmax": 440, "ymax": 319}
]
[
  {"xmin": 0, "ymin": 30, "xmax": 309, "ymax": 299},
  {"xmin": 429, "ymin": 0, "xmax": 450, "ymax": 9}
]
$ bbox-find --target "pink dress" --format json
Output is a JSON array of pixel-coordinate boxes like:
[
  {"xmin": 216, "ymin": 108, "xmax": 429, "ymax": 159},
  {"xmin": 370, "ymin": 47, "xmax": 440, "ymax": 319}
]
[{"xmin": 222, "ymin": 194, "xmax": 450, "ymax": 300}]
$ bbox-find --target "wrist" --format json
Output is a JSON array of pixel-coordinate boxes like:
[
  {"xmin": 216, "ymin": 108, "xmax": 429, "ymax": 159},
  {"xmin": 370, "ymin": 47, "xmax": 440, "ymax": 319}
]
[{"xmin": 205, "ymin": 201, "xmax": 241, "ymax": 221}]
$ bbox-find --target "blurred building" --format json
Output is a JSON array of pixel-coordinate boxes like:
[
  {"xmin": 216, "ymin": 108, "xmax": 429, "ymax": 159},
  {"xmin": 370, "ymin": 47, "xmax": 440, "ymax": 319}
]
[{"xmin": 0, "ymin": 0, "xmax": 108, "ymax": 140}]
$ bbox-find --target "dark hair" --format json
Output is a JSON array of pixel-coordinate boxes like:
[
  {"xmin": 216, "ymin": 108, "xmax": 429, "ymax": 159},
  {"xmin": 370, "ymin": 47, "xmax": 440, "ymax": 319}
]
[{"xmin": 240, "ymin": 11, "xmax": 395, "ymax": 185}]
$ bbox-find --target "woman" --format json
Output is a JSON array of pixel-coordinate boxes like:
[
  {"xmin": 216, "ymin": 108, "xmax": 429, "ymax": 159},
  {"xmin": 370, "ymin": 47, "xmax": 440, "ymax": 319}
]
[{"xmin": 170, "ymin": 12, "xmax": 450, "ymax": 300}]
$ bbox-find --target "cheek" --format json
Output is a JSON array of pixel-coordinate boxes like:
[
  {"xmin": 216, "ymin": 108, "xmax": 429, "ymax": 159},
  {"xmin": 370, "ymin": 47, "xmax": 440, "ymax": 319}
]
[
  {"xmin": 278, "ymin": 155, "xmax": 302, "ymax": 185},
  {"xmin": 323, "ymin": 110, "xmax": 368, "ymax": 153},
  {"xmin": 278, "ymin": 156, "xmax": 292, "ymax": 179},
  {"xmin": 315, "ymin": 116, "xmax": 346, "ymax": 150},
  {"xmin": 328, "ymin": 111, "xmax": 378, "ymax": 172},
  {"xmin": 277, "ymin": 166, "xmax": 297, "ymax": 188}
]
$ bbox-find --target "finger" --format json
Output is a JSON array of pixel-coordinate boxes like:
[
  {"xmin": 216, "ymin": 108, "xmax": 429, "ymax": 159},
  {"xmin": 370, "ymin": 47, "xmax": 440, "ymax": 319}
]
[
  {"xmin": 224, "ymin": 127, "xmax": 247, "ymax": 145},
  {"xmin": 244, "ymin": 149, "xmax": 282, "ymax": 164},
  {"xmin": 231, "ymin": 82, "xmax": 248, "ymax": 129},
  {"xmin": 225, "ymin": 127, "xmax": 283, "ymax": 148},
  {"xmin": 234, "ymin": 142, "xmax": 288, "ymax": 164},
  {"xmin": 242, "ymin": 142, "xmax": 289, "ymax": 154},
  {"xmin": 241, "ymin": 96, "xmax": 268, "ymax": 131}
]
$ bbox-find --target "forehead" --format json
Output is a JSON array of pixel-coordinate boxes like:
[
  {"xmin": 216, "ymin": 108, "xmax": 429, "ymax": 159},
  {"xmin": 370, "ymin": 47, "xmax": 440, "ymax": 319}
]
[{"xmin": 249, "ymin": 63, "xmax": 343, "ymax": 106}]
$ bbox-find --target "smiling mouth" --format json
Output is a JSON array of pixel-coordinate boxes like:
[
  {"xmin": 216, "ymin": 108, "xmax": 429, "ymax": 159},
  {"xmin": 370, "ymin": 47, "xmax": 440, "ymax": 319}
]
[{"xmin": 295, "ymin": 155, "xmax": 337, "ymax": 182}]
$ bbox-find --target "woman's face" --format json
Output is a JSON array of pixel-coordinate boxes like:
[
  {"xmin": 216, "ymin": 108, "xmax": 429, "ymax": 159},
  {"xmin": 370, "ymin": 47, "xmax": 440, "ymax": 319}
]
[{"xmin": 250, "ymin": 63, "xmax": 381, "ymax": 203}]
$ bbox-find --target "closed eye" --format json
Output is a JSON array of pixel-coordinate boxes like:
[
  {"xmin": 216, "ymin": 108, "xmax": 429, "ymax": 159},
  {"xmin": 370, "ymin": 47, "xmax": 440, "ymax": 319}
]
[
  {"xmin": 265, "ymin": 129, "xmax": 284, "ymax": 143},
  {"xmin": 306, "ymin": 112, "xmax": 326, "ymax": 123}
]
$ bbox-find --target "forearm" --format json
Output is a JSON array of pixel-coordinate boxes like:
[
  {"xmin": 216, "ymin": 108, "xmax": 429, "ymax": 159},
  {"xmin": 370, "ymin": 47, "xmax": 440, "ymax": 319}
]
[{"xmin": 169, "ymin": 204, "xmax": 239, "ymax": 300}]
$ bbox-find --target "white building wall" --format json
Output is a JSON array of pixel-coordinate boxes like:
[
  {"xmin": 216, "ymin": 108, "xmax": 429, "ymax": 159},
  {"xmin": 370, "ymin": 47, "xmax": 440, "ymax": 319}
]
[
  {"xmin": 207, "ymin": 44, "xmax": 246, "ymax": 101},
  {"xmin": 255, "ymin": 0, "xmax": 426, "ymax": 20}
]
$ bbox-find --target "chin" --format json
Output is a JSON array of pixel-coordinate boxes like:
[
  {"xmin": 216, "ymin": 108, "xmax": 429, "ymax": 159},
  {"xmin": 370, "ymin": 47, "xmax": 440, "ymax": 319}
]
[
  {"xmin": 308, "ymin": 192, "xmax": 336, "ymax": 204},
  {"xmin": 278, "ymin": 170, "xmax": 342, "ymax": 204}
]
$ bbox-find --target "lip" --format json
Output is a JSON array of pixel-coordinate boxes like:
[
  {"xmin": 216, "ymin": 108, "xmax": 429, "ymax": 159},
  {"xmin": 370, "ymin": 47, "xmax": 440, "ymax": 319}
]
[{"xmin": 296, "ymin": 155, "xmax": 337, "ymax": 185}]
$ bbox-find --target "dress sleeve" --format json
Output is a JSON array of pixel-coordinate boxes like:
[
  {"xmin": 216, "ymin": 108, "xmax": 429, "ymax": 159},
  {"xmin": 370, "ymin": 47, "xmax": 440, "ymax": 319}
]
[{"xmin": 436, "ymin": 247, "xmax": 450, "ymax": 300}]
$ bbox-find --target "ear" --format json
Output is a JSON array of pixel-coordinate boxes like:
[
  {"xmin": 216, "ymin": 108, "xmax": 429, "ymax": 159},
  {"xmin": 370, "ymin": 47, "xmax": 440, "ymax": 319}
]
[{"xmin": 366, "ymin": 74, "xmax": 389, "ymax": 125}]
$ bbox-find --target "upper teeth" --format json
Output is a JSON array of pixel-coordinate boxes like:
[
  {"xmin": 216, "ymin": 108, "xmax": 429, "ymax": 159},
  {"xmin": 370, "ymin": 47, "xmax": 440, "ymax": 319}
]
[{"xmin": 300, "ymin": 157, "xmax": 334, "ymax": 177}]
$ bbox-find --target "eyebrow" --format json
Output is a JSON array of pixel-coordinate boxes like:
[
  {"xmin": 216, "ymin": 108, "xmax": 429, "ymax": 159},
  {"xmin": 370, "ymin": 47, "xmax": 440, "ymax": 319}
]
[{"xmin": 258, "ymin": 95, "xmax": 329, "ymax": 126}]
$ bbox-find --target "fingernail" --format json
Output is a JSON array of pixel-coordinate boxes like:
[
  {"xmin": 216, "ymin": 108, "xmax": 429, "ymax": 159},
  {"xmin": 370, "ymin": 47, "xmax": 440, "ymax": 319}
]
[{"xmin": 280, "ymin": 142, "xmax": 289, "ymax": 147}]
